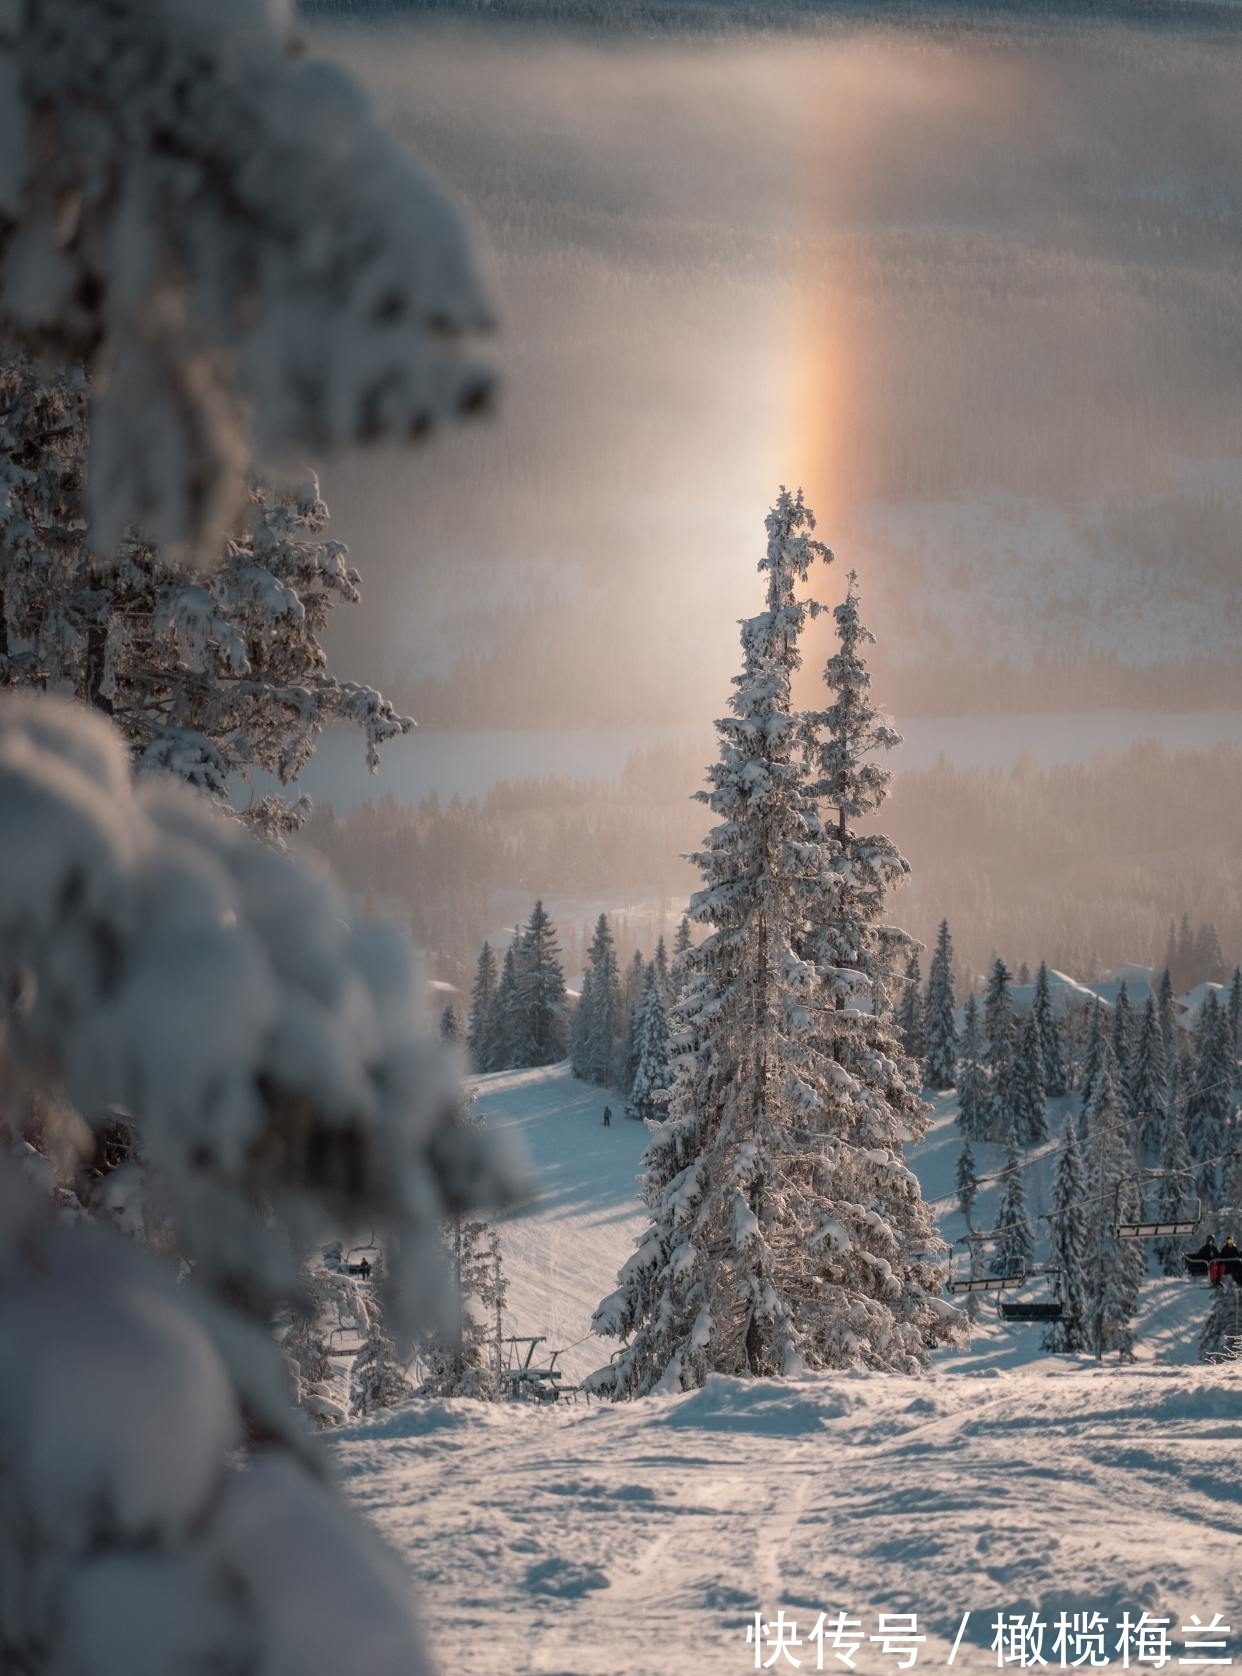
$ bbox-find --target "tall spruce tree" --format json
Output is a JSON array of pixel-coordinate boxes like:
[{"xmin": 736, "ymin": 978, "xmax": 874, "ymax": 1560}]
[
  {"xmin": 628, "ymin": 964, "xmax": 674, "ymax": 1124},
  {"xmin": 1032, "ymin": 962, "xmax": 1068, "ymax": 1097},
  {"xmin": 594, "ymin": 496, "xmax": 959, "ymax": 1393},
  {"xmin": 896, "ymin": 950, "xmax": 925, "ymax": 1068},
  {"xmin": 467, "ymin": 941, "xmax": 498, "ymax": 1072},
  {"xmin": 956, "ymin": 1135, "xmax": 980, "ymax": 1232},
  {"xmin": 1228, "ymin": 966, "xmax": 1242, "ymax": 1076},
  {"xmin": 1125, "ymin": 996, "xmax": 1168, "ymax": 1165},
  {"xmin": 1110, "ymin": 980, "xmax": 1135, "ymax": 1079},
  {"xmin": 922, "ymin": 918, "xmax": 959, "ymax": 1092},
  {"xmin": 982, "ymin": 958, "xmax": 1016, "ymax": 1140},
  {"xmin": 957, "ymin": 994, "xmax": 989, "ymax": 1143},
  {"xmin": 1154, "ymin": 1094, "xmax": 1194, "ymax": 1276},
  {"xmin": 1012, "ymin": 1012, "xmax": 1049, "ymax": 1146},
  {"xmin": 577, "ymin": 913, "xmax": 623, "ymax": 1085},
  {"xmin": 1083, "ymin": 1052, "xmax": 1142, "ymax": 1360},
  {"xmin": 1185, "ymin": 989, "xmax": 1232, "ymax": 1206},
  {"xmin": 488, "ymin": 928, "xmax": 523, "ymax": 1071},
  {"xmin": 515, "ymin": 901, "xmax": 568, "ymax": 1068},
  {"xmin": 1156, "ymin": 967, "xmax": 1178, "ymax": 1064},
  {"xmin": 1044, "ymin": 1117, "xmax": 1090, "ymax": 1354},
  {"xmin": 1078, "ymin": 1001, "xmax": 1108, "ymax": 1138}
]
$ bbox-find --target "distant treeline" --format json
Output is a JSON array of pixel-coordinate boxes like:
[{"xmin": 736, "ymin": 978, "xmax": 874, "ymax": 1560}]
[{"xmin": 299, "ymin": 737, "xmax": 1242, "ymax": 987}]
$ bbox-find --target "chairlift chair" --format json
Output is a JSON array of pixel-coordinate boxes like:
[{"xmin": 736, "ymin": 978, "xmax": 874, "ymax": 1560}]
[
  {"xmin": 1114, "ymin": 1172, "xmax": 1200, "ymax": 1240},
  {"xmin": 345, "ymin": 1229, "xmax": 379, "ymax": 1277},
  {"xmin": 948, "ymin": 1236, "xmax": 1027, "ymax": 1295},
  {"xmin": 998, "ymin": 1266, "xmax": 1064, "ymax": 1324}
]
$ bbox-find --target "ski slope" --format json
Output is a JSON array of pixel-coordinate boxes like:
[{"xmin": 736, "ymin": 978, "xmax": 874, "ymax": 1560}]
[{"xmin": 328, "ymin": 1065, "xmax": 1241, "ymax": 1676}]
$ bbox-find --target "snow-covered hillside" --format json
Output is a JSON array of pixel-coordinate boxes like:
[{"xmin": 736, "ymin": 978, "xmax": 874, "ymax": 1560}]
[{"xmin": 328, "ymin": 1065, "xmax": 1240, "ymax": 1675}]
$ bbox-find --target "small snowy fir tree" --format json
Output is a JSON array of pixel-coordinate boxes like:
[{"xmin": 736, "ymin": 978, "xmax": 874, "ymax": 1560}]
[
  {"xmin": 957, "ymin": 994, "xmax": 990, "ymax": 1144},
  {"xmin": 570, "ymin": 965, "xmax": 596, "ymax": 1078},
  {"xmin": 922, "ymin": 918, "xmax": 959, "ymax": 1091},
  {"xmin": 467, "ymin": 941, "xmax": 499, "ymax": 1072},
  {"xmin": 349, "ymin": 1256, "xmax": 418, "ymax": 1419},
  {"xmin": 627, "ymin": 964, "xmax": 674, "ymax": 1125},
  {"xmin": 895, "ymin": 950, "xmax": 925, "ymax": 1068},
  {"xmin": 1044, "ymin": 1117, "xmax": 1090, "ymax": 1354},
  {"xmin": 593, "ymin": 504, "xmax": 961, "ymax": 1394},
  {"xmin": 1032, "ymin": 961, "xmax": 1068, "ymax": 1097},
  {"xmin": 440, "ymin": 1004, "xmax": 462, "ymax": 1043}
]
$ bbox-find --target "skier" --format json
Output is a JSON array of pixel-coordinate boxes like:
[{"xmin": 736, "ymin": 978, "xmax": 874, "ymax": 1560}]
[
  {"xmin": 1218, "ymin": 1236, "xmax": 1242, "ymax": 1287},
  {"xmin": 1187, "ymin": 1234, "xmax": 1218, "ymax": 1279},
  {"xmin": 602, "ymin": 1106, "xmax": 612, "ymax": 1128}
]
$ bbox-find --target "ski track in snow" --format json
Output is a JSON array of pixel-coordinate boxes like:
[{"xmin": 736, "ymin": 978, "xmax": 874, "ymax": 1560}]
[{"xmin": 329, "ymin": 1065, "xmax": 1242, "ymax": 1676}]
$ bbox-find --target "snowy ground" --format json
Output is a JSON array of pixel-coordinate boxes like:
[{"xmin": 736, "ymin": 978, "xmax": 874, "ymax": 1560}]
[{"xmin": 328, "ymin": 1066, "xmax": 1241, "ymax": 1675}]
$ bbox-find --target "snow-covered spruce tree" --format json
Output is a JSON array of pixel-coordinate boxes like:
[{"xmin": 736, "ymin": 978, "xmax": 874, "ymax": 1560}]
[
  {"xmin": 1012, "ymin": 1012, "xmax": 1049, "ymax": 1146},
  {"xmin": 593, "ymin": 506, "xmax": 960, "ymax": 1393},
  {"xmin": 515, "ymin": 900, "xmax": 568, "ymax": 1068},
  {"xmin": 956, "ymin": 993, "xmax": 990, "ymax": 1144},
  {"xmin": 1110, "ymin": 979, "xmax": 1135, "ymax": 1079},
  {"xmin": 956, "ymin": 1134, "xmax": 980, "ymax": 1232},
  {"xmin": 1186, "ymin": 989, "xmax": 1234, "ymax": 1206},
  {"xmin": 922, "ymin": 918, "xmax": 959, "ymax": 1092},
  {"xmin": 1125, "ymin": 996, "xmax": 1169, "ymax": 1165},
  {"xmin": 1032, "ymin": 961, "xmax": 1068, "ymax": 1098},
  {"xmin": 1082, "ymin": 1051, "xmax": 1143, "ymax": 1360},
  {"xmin": 619, "ymin": 947, "xmax": 647, "ymax": 1092},
  {"xmin": 1228, "ymin": 965, "xmax": 1242, "ymax": 1074},
  {"xmin": 467, "ymin": 940, "xmax": 498, "ymax": 1071},
  {"xmin": 0, "ymin": 357, "xmax": 414, "ymax": 832},
  {"xmin": 1154, "ymin": 1095, "xmax": 1195, "ymax": 1276},
  {"xmin": 674, "ymin": 913, "xmax": 693, "ymax": 960},
  {"xmin": 1157, "ymin": 966, "xmax": 1178, "ymax": 1064},
  {"xmin": 654, "ymin": 935, "xmax": 672, "ymax": 1003},
  {"xmin": 0, "ymin": 697, "xmax": 521, "ymax": 1676},
  {"xmin": 579, "ymin": 912, "xmax": 623, "ymax": 1086},
  {"xmin": 627, "ymin": 964, "xmax": 674, "ymax": 1125},
  {"xmin": 994, "ymin": 1127, "xmax": 1036, "ymax": 1279},
  {"xmin": 982, "ymin": 958, "xmax": 1016, "ymax": 1141},
  {"xmin": 896, "ymin": 950, "xmax": 924, "ymax": 1068},
  {"xmin": 1044, "ymin": 1116, "xmax": 1090, "ymax": 1354},
  {"xmin": 486, "ymin": 928, "xmax": 523, "ymax": 1072},
  {"xmin": 0, "ymin": 0, "xmax": 494, "ymax": 560},
  {"xmin": 1078, "ymin": 1001, "xmax": 1108, "ymax": 1137}
]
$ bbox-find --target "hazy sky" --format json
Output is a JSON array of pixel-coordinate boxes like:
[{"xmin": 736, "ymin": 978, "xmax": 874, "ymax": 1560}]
[{"xmin": 312, "ymin": 13, "xmax": 1242, "ymax": 726}]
